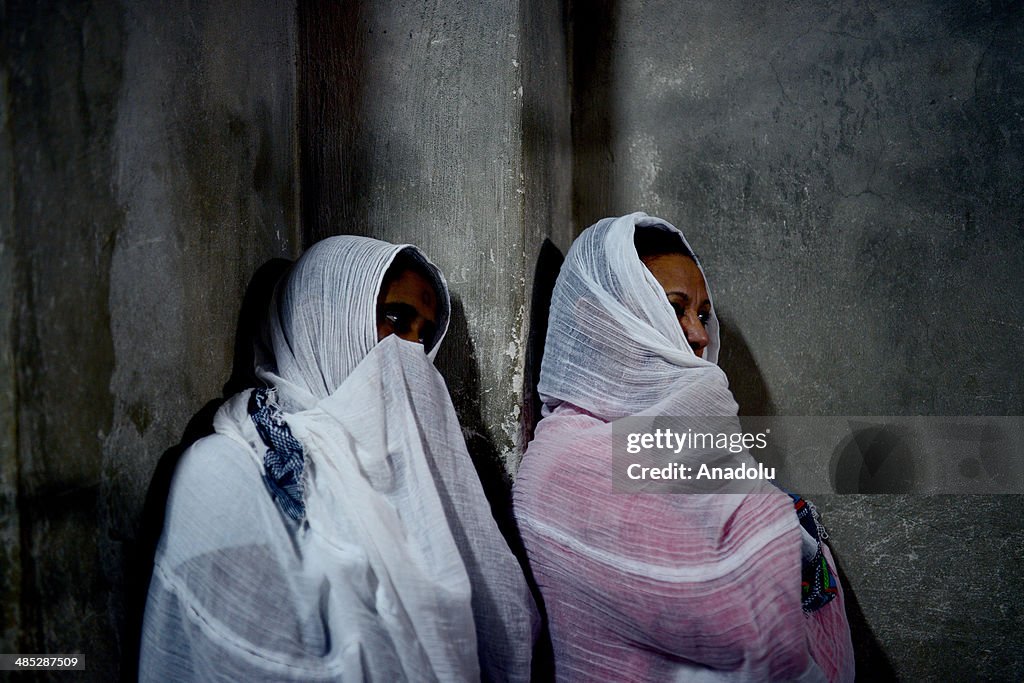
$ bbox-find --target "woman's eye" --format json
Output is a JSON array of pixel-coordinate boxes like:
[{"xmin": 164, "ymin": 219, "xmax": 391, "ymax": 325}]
[
  {"xmin": 698, "ymin": 311, "xmax": 710, "ymax": 326},
  {"xmin": 672, "ymin": 303, "xmax": 685, "ymax": 318},
  {"xmin": 381, "ymin": 305, "xmax": 414, "ymax": 334},
  {"xmin": 420, "ymin": 323, "xmax": 437, "ymax": 348}
]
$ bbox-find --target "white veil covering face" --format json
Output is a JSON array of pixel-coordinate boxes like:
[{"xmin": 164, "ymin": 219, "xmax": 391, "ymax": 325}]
[
  {"xmin": 514, "ymin": 213, "xmax": 854, "ymax": 682},
  {"xmin": 256, "ymin": 237, "xmax": 451, "ymax": 411},
  {"xmin": 141, "ymin": 236, "xmax": 537, "ymax": 682},
  {"xmin": 537, "ymin": 212, "xmax": 730, "ymax": 421}
]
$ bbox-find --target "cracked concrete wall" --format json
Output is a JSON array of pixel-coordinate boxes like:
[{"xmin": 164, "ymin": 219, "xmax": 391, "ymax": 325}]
[
  {"xmin": 571, "ymin": 1, "xmax": 1023, "ymax": 679},
  {"xmin": 3, "ymin": 0, "xmax": 298, "ymax": 676}
]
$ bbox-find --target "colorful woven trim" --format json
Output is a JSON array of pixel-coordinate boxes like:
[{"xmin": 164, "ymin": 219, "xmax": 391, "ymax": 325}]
[{"xmin": 790, "ymin": 493, "xmax": 839, "ymax": 613}]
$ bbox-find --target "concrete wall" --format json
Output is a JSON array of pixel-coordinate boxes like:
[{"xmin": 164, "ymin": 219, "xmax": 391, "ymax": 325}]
[
  {"xmin": 570, "ymin": 1, "xmax": 1023, "ymax": 678},
  {"xmin": 3, "ymin": 0, "xmax": 298, "ymax": 676},
  {"xmin": 1, "ymin": 0, "xmax": 19, "ymax": 653}
]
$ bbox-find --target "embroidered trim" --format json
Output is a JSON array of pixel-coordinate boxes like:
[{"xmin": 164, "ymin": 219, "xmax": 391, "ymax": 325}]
[
  {"xmin": 248, "ymin": 388, "xmax": 306, "ymax": 522},
  {"xmin": 791, "ymin": 494, "xmax": 839, "ymax": 613}
]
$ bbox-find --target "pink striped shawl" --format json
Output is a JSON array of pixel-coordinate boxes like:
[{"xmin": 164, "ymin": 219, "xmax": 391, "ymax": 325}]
[
  {"xmin": 512, "ymin": 213, "xmax": 854, "ymax": 681},
  {"xmin": 514, "ymin": 404, "xmax": 854, "ymax": 682}
]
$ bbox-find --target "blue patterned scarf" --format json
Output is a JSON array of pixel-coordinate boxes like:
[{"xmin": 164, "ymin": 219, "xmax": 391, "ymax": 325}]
[{"xmin": 248, "ymin": 387, "xmax": 306, "ymax": 522}]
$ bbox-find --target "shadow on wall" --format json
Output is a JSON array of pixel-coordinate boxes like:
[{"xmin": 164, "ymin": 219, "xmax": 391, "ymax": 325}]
[
  {"xmin": 522, "ymin": 239, "xmax": 565, "ymax": 446},
  {"xmin": 831, "ymin": 424, "xmax": 917, "ymax": 494},
  {"xmin": 435, "ymin": 294, "xmax": 551, "ymax": 680},
  {"xmin": 122, "ymin": 257, "xmax": 292, "ymax": 680},
  {"xmin": 717, "ymin": 319, "xmax": 898, "ymax": 677},
  {"xmin": 298, "ymin": 0, "xmax": 371, "ymax": 243},
  {"xmin": 716, "ymin": 314, "xmax": 775, "ymax": 417},
  {"xmin": 435, "ymin": 298, "xmax": 520, "ymax": 544},
  {"xmin": 517, "ymin": 238, "xmax": 566, "ymax": 682},
  {"xmin": 570, "ymin": 0, "xmax": 618, "ymax": 229},
  {"xmin": 831, "ymin": 546, "xmax": 898, "ymax": 681}
]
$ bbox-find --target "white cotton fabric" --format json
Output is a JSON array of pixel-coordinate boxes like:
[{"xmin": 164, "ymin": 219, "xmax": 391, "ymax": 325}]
[
  {"xmin": 537, "ymin": 213, "xmax": 724, "ymax": 420},
  {"xmin": 140, "ymin": 236, "xmax": 537, "ymax": 682},
  {"xmin": 514, "ymin": 213, "xmax": 854, "ymax": 682}
]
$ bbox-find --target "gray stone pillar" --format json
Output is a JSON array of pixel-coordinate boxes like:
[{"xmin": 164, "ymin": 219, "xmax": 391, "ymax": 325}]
[{"xmin": 298, "ymin": 0, "xmax": 572, "ymax": 479}]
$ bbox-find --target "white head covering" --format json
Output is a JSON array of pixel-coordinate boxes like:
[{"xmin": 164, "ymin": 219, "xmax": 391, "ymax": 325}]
[
  {"xmin": 141, "ymin": 236, "xmax": 537, "ymax": 682},
  {"xmin": 258, "ymin": 236, "xmax": 450, "ymax": 410},
  {"xmin": 538, "ymin": 211, "xmax": 730, "ymax": 420}
]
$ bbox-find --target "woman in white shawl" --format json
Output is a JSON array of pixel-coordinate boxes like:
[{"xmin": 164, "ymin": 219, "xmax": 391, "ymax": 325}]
[
  {"xmin": 513, "ymin": 213, "xmax": 854, "ymax": 682},
  {"xmin": 140, "ymin": 236, "xmax": 537, "ymax": 681}
]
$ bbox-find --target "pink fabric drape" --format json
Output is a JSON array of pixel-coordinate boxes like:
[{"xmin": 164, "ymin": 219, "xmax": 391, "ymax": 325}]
[
  {"xmin": 515, "ymin": 404, "xmax": 854, "ymax": 682},
  {"xmin": 513, "ymin": 213, "xmax": 854, "ymax": 681}
]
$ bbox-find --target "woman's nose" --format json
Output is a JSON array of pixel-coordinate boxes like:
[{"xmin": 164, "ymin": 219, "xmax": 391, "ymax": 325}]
[
  {"xmin": 406, "ymin": 319, "xmax": 432, "ymax": 347},
  {"xmin": 681, "ymin": 316, "xmax": 709, "ymax": 357},
  {"xmin": 397, "ymin": 322, "xmax": 424, "ymax": 344}
]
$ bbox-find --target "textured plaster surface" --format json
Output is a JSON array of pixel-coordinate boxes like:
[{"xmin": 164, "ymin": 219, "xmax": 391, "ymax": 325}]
[
  {"xmin": 6, "ymin": 3, "xmax": 126, "ymax": 674},
  {"xmin": 0, "ymin": 6, "xmax": 20, "ymax": 651},
  {"xmin": 3, "ymin": 0, "xmax": 297, "ymax": 675}
]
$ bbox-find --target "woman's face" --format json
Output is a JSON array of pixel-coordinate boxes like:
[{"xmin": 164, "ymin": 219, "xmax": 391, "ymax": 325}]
[
  {"xmin": 376, "ymin": 268, "xmax": 439, "ymax": 350},
  {"xmin": 641, "ymin": 253, "xmax": 711, "ymax": 358}
]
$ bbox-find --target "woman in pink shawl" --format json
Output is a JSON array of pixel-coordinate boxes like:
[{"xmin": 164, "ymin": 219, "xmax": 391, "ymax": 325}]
[{"xmin": 513, "ymin": 213, "xmax": 854, "ymax": 682}]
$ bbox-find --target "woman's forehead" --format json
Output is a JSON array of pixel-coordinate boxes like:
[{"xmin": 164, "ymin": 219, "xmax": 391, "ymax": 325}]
[
  {"xmin": 381, "ymin": 268, "xmax": 438, "ymax": 309},
  {"xmin": 641, "ymin": 253, "xmax": 708, "ymax": 294}
]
